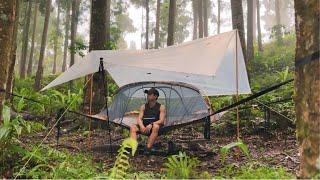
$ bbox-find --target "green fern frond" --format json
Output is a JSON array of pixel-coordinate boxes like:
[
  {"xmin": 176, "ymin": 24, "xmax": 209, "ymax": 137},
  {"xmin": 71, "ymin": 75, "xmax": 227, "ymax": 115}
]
[{"xmin": 109, "ymin": 137, "xmax": 138, "ymax": 179}]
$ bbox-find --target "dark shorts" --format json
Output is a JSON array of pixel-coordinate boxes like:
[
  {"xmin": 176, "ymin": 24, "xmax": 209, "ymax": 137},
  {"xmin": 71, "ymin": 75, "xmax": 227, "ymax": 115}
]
[{"xmin": 135, "ymin": 123, "xmax": 164, "ymax": 136}]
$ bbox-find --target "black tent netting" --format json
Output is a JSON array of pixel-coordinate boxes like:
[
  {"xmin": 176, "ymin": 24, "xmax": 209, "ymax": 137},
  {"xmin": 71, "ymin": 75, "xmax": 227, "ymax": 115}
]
[{"xmin": 98, "ymin": 81, "xmax": 210, "ymax": 128}]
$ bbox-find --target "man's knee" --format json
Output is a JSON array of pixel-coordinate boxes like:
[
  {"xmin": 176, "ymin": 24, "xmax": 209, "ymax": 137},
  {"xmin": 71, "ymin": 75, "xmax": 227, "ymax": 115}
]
[{"xmin": 152, "ymin": 124, "xmax": 160, "ymax": 132}]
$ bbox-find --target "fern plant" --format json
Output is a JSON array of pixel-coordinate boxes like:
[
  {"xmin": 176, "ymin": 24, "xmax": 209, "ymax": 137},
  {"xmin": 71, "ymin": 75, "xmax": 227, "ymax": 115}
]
[
  {"xmin": 164, "ymin": 151, "xmax": 200, "ymax": 179},
  {"xmin": 220, "ymin": 140, "xmax": 250, "ymax": 163},
  {"xmin": 109, "ymin": 137, "xmax": 138, "ymax": 179}
]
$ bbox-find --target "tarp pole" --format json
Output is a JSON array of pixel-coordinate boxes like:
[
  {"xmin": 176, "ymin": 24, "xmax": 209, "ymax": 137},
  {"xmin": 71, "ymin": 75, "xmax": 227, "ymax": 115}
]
[
  {"xmin": 235, "ymin": 30, "xmax": 240, "ymax": 140},
  {"xmin": 88, "ymin": 74, "xmax": 93, "ymax": 151}
]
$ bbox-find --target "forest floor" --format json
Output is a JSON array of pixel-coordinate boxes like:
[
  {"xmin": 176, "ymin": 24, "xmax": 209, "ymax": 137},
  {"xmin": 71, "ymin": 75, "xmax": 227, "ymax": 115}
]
[{"xmin": 22, "ymin": 119, "xmax": 299, "ymax": 177}]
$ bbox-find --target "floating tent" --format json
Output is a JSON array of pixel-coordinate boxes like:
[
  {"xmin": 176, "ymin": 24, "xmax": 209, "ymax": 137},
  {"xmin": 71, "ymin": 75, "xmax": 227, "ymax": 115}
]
[
  {"xmin": 42, "ymin": 30, "xmax": 251, "ymax": 96},
  {"xmin": 43, "ymin": 30, "xmax": 251, "ymax": 136}
]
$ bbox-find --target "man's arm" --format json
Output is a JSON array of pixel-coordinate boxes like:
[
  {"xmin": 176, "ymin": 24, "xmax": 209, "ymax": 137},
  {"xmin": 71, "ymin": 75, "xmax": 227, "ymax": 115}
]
[
  {"xmin": 153, "ymin": 105, "xmax": 166, "ymax": 125},
  {"xmin": 137, "ymin": 105, "xmax": 145, "ymax": 130}
]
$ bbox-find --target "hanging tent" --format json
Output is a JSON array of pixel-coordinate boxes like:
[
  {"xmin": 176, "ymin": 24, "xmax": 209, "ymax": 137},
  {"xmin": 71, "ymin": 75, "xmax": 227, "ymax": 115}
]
[{"xmin": 42, "ymin": 30, "xmax": 251, "ymax": 132}]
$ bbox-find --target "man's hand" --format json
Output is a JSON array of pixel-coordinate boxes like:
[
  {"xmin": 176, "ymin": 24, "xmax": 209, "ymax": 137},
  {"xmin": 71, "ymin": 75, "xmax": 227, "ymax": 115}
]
[{"xmin": 144, "ymin": 124, "xmax": 152, "ymax": 134}]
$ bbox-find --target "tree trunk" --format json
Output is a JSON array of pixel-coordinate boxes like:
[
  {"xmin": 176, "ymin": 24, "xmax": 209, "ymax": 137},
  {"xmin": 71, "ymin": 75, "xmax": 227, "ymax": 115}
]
[
  {"xmin": 275, "ymin": 0, "xmax": 282, "ymax": 44},
  {"xmin": 83, "ymin": 0, "xmax": 108, "ymax": 114},
  {"xmin": 167, "ymin": 0, "xmax": 176, "ymax": 46},
  {"xmin": 192, "ymin": 0, "xmax": 198, "ymax": 39},
  {"xmin": 217, "ymin": 0, "xmax": 220, "ymax": 34},
  {"xmin": 246, "ymin": 0, "xmax": 254, "ymax": 63},
  {"xmin": 53, "ymin": 0, "xmax": 61, "ymax": 74},
  {"xmin": 203, "ymin": 0, "xmax": 208, "ymax": 37},
  {"xmin": 230, "ymin": 0, "xmax": 246, "ymax": 62},
  {"xmin": 5, "ymin": 0, "xmax": 20, "ymax": 101},
  {"xmin": 70, "ymin": 0, "xmax": 81, "ymax": 67},
  {"xmin": 294, "ymin": 0, "xmax": 320, "ymax": 178},
  {"xmin": 198, "ymin": 0, "xmax": 203, "ymax": 38},
  {"xmin": 19, "ymin": 0, "xmax": 32, "ymax": 79},
  {"xmin": 145, "ymin": 0, "xmax": 149, "ymax": 49},
  {"xmin": 0, "ymin": 0, "xmax": 17, "ymax": 122},
  {"xmin": 34, "ymin": 0, "xmax": 52, "ymax": 90},
  {"xmin": 256, "ymin": 0, "xmax": 263, "ymax": 52},
  {"xmin": 252, "ymin": 0, "xmax": 257, "ymax": 41},
  {"xmin": 27, "ymin": 0, "xmax": 39, "ymax": 76},
  {"xmin": 62, "ymin": 2, "xmax": 71, "ymax": 72},
  {"xmin": 154, "ymin": 0, "xmax": 160, "ymax": 48},
  {"xmin": 106, "ymin": 0, "xmax": 110, "ymax": 42}
]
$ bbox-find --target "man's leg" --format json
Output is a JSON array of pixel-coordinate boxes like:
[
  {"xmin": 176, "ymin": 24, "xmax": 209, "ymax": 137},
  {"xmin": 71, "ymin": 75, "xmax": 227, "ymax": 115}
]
[
  {"xmin": 147, "ymin": 124, "xmax": 160, "ymax": 149},
  {"xmin": 130, "ymin": 124, "xmax": 138, "ymax": 140}
]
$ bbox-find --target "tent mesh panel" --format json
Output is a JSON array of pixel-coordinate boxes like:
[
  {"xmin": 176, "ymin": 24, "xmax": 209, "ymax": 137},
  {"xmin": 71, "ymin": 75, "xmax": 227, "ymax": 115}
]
[{"xmin": 99, "ymin": 82, "xmax": 209, "ymax": 128}]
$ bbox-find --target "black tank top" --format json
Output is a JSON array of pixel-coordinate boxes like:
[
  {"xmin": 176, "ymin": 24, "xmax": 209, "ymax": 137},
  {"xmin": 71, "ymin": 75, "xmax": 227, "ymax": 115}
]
[{"xmin": 143, "ymin": 102, "xmax": 161, "ymax": 126}]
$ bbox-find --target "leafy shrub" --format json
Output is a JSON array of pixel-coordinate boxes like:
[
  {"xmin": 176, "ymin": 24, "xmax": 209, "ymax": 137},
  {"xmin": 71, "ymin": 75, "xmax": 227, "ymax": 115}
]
[
  {"xmin": 220, "ymin": 140, "xmax": 250, "ymax": 163},
  {"xmin": 164, "ymin": 151, "xmax": 200, "ymax": 179}
]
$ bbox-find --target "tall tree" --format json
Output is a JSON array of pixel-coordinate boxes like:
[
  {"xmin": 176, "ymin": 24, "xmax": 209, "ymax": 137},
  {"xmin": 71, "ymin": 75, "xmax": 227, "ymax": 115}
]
[
  {"xmin": 167, "ymin": 0, "xmax": 176, "ymax": 46},
  {"xmin": 192, "ymin": 0, "xmax": 198, "ymax": 39},
  {"xmin": 6, "ymin": 0, "xmax": 20, "ymax": 101},
  {"xmin": 198, "ymin": 0, "xmax": 203, "ymax": 38},
  {"xmin": 217, "ymin": 0, "xmax": 221, "ymax": 34},
  {"xmin": 145, "ymin": 0, "xmax": 149, "ymax": 49},
  {"xmin": 19, "ymin": 0, "xmax": 32, "ymax": 79},
  {"xmin": 294, "ymin": 0, "xmax": 319, "ymax": 178},
  {"xmin": 256, "ymin": 0, "xmax": 263, "ymax": 52},
  {"xmin": 274, "ymin": 0, "xmax": 282, "ymax": 43},
  {"xmin": 203, "ymin": 0, "xmax": 208, "ymax": 37},
  {"xmin": 53, "ymin": 0, "xmax": 61, "ymax": 74},
  {"xmin": 34, "ymin": 0, "xmax": 52, "ymax": 90},
  {"xmin": 0, "ymin": 0, "xmax": 17, "ymax": 121},
  {"xmin": 252, "ymin": 0, "xmax": 257, "ymax": 41},
  {"xmin": 83, "ymin": 0, "xmax": 108, "ymax": 113},
  {"xmin": 27, "ymin": 0, "xmax": 39, "ymax": 76},
  {"xmin": 62, "ymin": 1, "xmax": 70, "ymax": 72},
  {"xmin": 70, "ymin": 0, "xmax": 81, "ymax": 67},
  {"xmin": 154, "ymin": 0, "xmax": 161, "ymax": 48},
  {"xmin": 246, "ymin": 0, "xmax": 254, "ymax": 62},
  {"xmin": 106, "ymin": 0, "xmax": 111, "ymax": 42},
  {"xmin": 230, "ymin": 0, "xmax": 246, "ymax": 62}
]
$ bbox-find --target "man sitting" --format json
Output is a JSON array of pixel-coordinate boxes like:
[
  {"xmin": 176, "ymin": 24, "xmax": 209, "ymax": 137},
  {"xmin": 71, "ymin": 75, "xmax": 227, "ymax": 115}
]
[{"xmin": 129, "ymin": 87, "xmax": 166, "ymax": 152}]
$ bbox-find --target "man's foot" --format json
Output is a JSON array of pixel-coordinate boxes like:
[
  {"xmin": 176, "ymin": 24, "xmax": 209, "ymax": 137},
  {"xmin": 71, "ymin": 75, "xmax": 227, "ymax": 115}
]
[{"xmin": 144, "ymin": 146, "xmax": 157, "ymax": 155}]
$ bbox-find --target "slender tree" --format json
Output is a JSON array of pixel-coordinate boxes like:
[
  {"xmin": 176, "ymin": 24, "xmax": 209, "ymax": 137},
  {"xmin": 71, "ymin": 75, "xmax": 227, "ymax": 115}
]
[
  {"xmin": 34, "ymin": 0, "xmax": 52, "ymax": 90},
  {"xmin": 6, "ymin": 0, "xmax": 20, "ymax": 101},
  {"xmin": 53, "ymin": 0, "xmax": 61, "ymax": 74},
  {"xmin": 217, "ymin": 0, "xmax": 221, "ymax": 34},
  {"xmin": 252, "ymin": 0, "xmax": 257, "ymax": 41},
  {"xmin": 83, "ymin": 0, "xmax": 108, "ymax": 113},
  {"xmin": 230, "ymin": 0, "xmax": 246, "ymax": 62},
  {"xmin": 154, "ymin": 0, "xmax": 161, "ymax": 48},
  {"xmin": 19, "ymin": 0, "xmax": 32, "ymax": 79},
  {"xmin": 106, "ymin": 0, "xmax": 111, "ymax": 42},
  {"xmin": 198, "ymin": 0, "xmax": 203, "ymax": 38},
  {"xmin": 167, "ymin": 0, "xmax": 176, "ymax": 46},
  {"xmin": 27, "ymin": 0, "xmax": 39, "ymax": 76},
  {"xmin": 246, "ymin": 0, "xmax": 254, "ymax": 62},
  {"xmin": 294, "ymin": 0, "xmax": 319, "ymax": 178},
  {"xmin": 62, "ymin": 1, "xmax": 71, "ymax": 72},
  {"xmin": 145, "ymin": 0, "xmax": 149, "ymax": 49},
  {"xmin": 256, "ymin": 0, "xmax": 263, "ymax": 52},
  {"xmin": 192, "ymin": 0, "xmax": 198, "ymax": 39},
  {"xmin": 203, "ymin": 0, "xmax": 208, "ymax": 37},
  {"xmin": 0, "ymin": 0, "xmax": 17, "ymax": 121},
  {"xmin": 274, "ymin": 0, "xmax": 282, "ymax": 43},
  {"xmin": 70, "ymin": 0, "xmax": 81, "ymax": 67}
]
